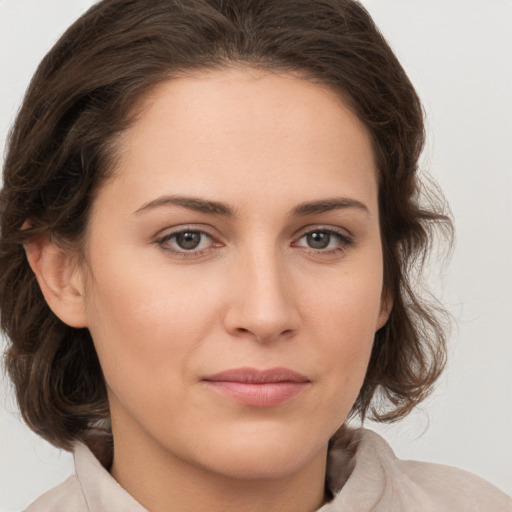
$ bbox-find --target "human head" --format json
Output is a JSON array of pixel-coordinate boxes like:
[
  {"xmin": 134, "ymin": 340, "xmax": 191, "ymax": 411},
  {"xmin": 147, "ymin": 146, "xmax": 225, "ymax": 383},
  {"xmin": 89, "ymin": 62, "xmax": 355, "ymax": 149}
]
[{"xmin": 0, "ymin": 0, "xmax": 451, "ymax": 451}]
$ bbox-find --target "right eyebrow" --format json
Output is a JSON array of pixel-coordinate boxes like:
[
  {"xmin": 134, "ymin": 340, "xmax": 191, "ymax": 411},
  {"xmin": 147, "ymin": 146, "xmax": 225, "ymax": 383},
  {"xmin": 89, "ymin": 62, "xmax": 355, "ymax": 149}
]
[{"xmin": 133, "ymin": 195, "xmax": 235, "ymax": 217}]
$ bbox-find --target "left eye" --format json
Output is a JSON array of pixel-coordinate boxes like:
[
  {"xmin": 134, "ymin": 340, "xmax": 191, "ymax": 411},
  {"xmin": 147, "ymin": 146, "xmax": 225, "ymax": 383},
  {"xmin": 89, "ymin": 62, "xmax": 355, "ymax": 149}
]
[
  {"xmin": 295, "ymin": 230, "xmax": 350, "ymax": 251},
  {"xmin": 159, "ymin": 230, "xmax": 213, "ymax": 252}
]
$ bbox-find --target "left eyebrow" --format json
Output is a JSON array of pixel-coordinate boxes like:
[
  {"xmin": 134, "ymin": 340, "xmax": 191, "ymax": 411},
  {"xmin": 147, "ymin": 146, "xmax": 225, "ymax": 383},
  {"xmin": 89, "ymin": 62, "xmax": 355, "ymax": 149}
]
[{"xmin": 291, "ymin": 197, "xmax": 370, "ymax": 217}]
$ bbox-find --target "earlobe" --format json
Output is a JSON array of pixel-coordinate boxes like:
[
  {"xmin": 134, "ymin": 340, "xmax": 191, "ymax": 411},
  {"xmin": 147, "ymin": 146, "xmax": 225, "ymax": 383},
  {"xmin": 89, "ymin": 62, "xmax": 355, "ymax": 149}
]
[
  {"xmin": 24, "ymin": 234, "xmax": 88, "ymax": 328},
  {"xmin": 376, "ymin": 293, "xmax": 392, "ymax": 331}
]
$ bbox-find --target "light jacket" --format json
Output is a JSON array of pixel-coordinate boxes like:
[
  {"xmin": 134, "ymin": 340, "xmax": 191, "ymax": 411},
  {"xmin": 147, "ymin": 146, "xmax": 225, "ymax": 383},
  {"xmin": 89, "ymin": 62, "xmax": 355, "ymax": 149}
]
[{"xmin": 26, "ymin": 428, "xmax": 512, "ymax": 511}]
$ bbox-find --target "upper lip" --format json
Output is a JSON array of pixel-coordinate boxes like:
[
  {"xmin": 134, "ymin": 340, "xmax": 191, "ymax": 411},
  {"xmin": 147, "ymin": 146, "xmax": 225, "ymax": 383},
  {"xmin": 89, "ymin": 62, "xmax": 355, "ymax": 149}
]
[{"xmin": 203, "ymin": 367, "xmax": 310, "ymax": 384}]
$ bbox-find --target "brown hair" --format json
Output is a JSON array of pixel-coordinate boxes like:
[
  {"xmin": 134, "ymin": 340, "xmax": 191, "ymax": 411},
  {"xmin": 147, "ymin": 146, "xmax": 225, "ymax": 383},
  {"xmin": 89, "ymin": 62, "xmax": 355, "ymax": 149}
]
[{"xmin": 1, "ymin": 0, "xmax": 452, "ymax": 451}]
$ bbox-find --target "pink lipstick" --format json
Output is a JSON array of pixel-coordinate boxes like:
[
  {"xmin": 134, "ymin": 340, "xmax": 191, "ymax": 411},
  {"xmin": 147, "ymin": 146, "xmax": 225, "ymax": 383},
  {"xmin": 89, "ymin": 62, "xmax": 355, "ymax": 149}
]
[{"xmin": 202, "ymin": 367, "xmax": 310, "ymax": 407}]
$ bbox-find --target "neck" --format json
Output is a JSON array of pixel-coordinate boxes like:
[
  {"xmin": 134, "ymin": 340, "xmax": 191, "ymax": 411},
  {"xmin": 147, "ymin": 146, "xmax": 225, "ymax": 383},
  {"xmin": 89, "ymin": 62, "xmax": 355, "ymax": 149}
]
[{"xmin": 110, "ymin": 421, "xmax": 329, "ymax": 512}]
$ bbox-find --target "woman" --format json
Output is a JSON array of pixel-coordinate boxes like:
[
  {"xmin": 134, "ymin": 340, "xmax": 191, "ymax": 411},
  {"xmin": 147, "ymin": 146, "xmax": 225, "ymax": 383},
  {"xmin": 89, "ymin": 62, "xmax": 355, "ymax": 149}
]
[{"xmin": 1, "ymin": 0, "xmax": 510, "ymax": 511}]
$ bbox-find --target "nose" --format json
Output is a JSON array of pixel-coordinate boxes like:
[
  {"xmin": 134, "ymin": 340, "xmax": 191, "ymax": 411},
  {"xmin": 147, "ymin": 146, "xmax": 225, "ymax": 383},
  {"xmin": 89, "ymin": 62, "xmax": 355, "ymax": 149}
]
[{"xmin": 223, "ymin": 248, "xmax": 300, "ymax": 343}]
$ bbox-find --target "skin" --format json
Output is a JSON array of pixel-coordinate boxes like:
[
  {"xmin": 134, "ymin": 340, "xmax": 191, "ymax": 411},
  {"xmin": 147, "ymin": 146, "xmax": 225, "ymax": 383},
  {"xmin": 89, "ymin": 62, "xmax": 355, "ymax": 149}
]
[{"xmin": 29, "ymin": 67, "xmax": 389, "ymax": 512}]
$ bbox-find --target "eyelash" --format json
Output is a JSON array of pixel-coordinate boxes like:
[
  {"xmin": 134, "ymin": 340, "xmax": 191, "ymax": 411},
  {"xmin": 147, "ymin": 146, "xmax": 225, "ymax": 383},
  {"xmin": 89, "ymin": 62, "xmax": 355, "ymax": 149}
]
[
  {"xmin": 155, "ymin": 226, "xmax": 354, "ymax": 259},
  {"xmin": 156, "ymin": 229, "xmax": 218, "ymax": 259},
  {"xmin": 292, "ymin": 228, "xmax": 354, "ymax": 255}
]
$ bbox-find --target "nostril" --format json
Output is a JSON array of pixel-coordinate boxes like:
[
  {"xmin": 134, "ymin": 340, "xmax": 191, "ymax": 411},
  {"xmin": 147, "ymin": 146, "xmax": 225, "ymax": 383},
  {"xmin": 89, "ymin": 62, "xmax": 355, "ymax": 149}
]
[{"xmin": 233, "ymin": 327, "xmax": 295, "ymax": 342}]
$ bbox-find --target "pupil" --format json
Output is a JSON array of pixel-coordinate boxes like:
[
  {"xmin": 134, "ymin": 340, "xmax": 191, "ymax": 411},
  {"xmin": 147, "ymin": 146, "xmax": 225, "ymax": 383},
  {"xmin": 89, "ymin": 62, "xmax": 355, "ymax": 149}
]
[
  {"xmin": 307, "ymin": 231, "xmax": 330, "ymax": 249},
  {"xmin": 176, "ymin": 232, "xmax": 201, "ymax": 250}
]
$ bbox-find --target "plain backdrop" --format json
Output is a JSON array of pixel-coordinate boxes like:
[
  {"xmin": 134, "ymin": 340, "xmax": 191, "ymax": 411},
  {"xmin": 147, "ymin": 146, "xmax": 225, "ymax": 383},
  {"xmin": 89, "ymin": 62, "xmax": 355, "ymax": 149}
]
[{"xmin": 1, "ymin": 1, "xmax": 511, "ymax": 510}]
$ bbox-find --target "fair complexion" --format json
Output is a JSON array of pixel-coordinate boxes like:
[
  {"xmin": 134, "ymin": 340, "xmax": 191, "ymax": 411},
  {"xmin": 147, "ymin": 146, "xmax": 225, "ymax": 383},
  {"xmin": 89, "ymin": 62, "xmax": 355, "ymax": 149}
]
[{"xmin": 27, "ymin": 67, "xmax": 389, "ymax": 512}]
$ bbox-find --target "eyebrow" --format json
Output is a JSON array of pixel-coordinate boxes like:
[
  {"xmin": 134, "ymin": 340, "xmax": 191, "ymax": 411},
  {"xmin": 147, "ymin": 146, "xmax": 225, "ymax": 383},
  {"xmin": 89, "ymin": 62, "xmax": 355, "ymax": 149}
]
[
  {"xmin": 134, "ymin": 195, "xmax": 235, "ymax": 216},
  {"xmin": 292, "ymin": 197, "xmax": 370, "ymax": 217},
  {"xmin": 134, "ymin": 195, "xmax": 369, "ymax": 217}
]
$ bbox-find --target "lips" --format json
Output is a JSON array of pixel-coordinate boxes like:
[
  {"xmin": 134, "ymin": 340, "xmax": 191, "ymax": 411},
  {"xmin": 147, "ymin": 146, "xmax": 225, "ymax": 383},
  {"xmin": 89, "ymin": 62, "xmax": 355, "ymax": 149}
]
[{"xmin": 202, "ymin": 367, "xmax": 310, "ymax": 407}]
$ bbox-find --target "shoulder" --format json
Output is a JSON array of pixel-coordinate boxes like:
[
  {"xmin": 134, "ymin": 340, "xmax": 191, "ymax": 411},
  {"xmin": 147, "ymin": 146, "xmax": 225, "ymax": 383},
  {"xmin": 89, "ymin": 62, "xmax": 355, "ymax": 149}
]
[
  {"xmin": 325, "ymin": 428, "xmax": 512, "ymax": 512},
  {"xmin": 24, "ymin": 442, "xmax": 147, "ymax": 512},
  {"xmin": 24, "ymin": 475, "xmax": 89, "ymax": 512},
  {"xmin": 393, "ymin": 456, "xmax": 512, "ymax": 511}
]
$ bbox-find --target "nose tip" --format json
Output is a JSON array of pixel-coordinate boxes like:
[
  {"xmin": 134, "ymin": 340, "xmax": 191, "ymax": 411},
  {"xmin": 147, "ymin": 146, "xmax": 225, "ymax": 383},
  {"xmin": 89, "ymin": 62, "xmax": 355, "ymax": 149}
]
[{"xmin": 223, "ymin": 256, "xmax": 300, "ymax": 343}]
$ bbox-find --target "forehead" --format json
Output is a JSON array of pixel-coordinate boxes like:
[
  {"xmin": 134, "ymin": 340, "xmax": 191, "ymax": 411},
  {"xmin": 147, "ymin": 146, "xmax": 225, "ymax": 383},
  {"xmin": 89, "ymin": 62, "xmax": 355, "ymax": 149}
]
[
  {"xmin": 126, "ymin": 67, "xmax": 373, "ymax": 159},
  {"xmin": 98, "ymin": 67, "xmax": 378, "ymax": 217}
]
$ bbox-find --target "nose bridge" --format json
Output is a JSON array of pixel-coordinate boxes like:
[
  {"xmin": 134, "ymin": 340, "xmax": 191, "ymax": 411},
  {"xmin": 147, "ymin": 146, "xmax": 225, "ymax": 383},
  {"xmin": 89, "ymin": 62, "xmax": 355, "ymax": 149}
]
[{"xmin": 225, "ymin": 242, "xmax": 299, "ymax": 342}]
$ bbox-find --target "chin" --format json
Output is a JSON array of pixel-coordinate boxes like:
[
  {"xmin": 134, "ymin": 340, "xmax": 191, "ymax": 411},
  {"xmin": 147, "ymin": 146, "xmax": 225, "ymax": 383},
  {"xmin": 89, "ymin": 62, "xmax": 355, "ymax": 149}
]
[
  {"xmin": 208, "ymin": 451, "xmax": 313, "ymax": 481},
  {"xmin": 190, "ymin": 427, "xmax": 328, "ymax": 481}
]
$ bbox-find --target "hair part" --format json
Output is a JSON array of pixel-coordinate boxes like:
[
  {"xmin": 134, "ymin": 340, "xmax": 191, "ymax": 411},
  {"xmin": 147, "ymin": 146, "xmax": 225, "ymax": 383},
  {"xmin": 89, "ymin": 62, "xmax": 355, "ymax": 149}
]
[{"xmin": 1, "ymin": 0, "xmax": 452, "ymax": 451}]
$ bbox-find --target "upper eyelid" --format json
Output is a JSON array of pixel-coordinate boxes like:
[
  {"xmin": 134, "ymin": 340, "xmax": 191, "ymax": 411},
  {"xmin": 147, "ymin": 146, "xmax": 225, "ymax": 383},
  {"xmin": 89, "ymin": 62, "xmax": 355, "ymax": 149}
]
[
  {"xmin": 292, "ymin": 224, "xmax": 353, "ymax": 239},
  {"xmin": 156, "ymin": 229, "xmax": 218, "ymax": 257},
  {"xmin": 155, "ymin": 224, "xmax": 352, "ymax": 239},
  {"xmin": 156, "ymin": 224, "xmax": 350, "ymax": 237},
  {"xmin": 293, "ymin": 228, "xmax": 353, "ymax": 246},
  {"xmin": 159, "ymin": 227, "xmax": 212, "ymax": 238},
  {"xmin": 157, "ymin": 229, "xmax": 218, "ymax": 248},
  {"xmin": 155, "ymin": 224, "xmax": 220, "ymax": 240}
]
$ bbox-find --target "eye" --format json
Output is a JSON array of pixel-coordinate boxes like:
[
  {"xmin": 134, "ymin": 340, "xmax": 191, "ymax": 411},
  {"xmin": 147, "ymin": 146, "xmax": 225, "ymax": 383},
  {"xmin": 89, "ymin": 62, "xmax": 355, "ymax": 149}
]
[
  {"xmin": 156, "ymin": 228, "xmax": 217, "ymax": 255},
  {"xmin": 293, "ymin": 228, "xmax": 353, "ymax": 252},
  {"xmin": 173, "ymin": 231, "xmax": 206, "ymax": 250}
]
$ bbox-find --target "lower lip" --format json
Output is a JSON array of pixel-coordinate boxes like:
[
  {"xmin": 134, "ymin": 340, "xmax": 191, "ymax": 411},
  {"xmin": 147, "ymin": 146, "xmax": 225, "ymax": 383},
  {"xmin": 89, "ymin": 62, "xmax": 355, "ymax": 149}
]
[{"xmin": 203, "ymin": 381, "xmax": 309, "ymax": 407}]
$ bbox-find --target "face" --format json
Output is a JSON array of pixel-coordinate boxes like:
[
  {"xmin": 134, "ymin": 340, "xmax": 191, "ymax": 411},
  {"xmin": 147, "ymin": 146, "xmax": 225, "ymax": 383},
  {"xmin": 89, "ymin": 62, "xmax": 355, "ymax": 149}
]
[{"xmin": 77, "ymin": 68, "xmax": 388, "ymax": 480}]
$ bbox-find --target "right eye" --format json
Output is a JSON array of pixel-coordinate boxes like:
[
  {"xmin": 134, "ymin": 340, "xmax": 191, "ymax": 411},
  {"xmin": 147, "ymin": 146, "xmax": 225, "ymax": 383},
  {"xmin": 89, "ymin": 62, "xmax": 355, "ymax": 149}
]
[{"xmin": 156, "ymin": 228, "xmax": 217, "ymax": 256}]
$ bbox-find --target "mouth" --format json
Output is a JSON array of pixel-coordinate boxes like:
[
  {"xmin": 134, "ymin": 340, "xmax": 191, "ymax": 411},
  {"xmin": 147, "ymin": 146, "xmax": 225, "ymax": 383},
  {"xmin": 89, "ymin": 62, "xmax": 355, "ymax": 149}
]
[{"xmin": 202, "ymin": 367, "xmax": 311, "ymax": 407}]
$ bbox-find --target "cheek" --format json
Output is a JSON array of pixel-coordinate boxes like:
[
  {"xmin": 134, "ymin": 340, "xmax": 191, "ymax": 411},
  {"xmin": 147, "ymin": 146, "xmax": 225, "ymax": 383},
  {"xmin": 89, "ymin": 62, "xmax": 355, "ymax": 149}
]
[
  {"xmin": 82, "ymin": 256, "xmax": 221, "ymax": 391},
  {"xmin": 301, "ymin": 262, "xmax": 383, "ymax": 403}
]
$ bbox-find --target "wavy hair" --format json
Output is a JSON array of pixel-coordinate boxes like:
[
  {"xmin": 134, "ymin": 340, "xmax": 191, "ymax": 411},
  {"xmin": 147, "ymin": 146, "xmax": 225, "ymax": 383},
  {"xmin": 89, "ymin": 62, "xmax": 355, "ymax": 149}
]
[{"xmin": 1, "ymin": 0, "xmax": 452, "ymax": 451}]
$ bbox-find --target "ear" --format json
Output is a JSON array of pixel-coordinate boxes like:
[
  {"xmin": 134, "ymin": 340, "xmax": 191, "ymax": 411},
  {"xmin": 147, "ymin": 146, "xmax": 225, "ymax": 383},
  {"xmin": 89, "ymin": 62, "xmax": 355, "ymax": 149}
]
[
  {"xmin": 375, "ymin": 291, "xmax": 392, "ymax": 331},
  {"xmin": 24, "ymin": 234, "xmax": 88, "ymax": 328}
]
